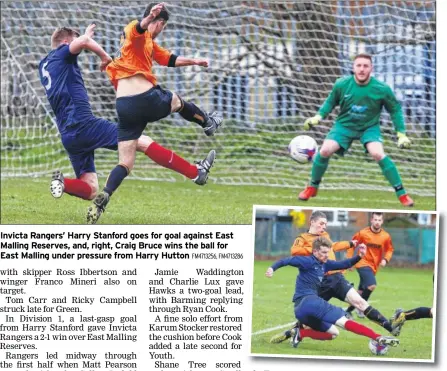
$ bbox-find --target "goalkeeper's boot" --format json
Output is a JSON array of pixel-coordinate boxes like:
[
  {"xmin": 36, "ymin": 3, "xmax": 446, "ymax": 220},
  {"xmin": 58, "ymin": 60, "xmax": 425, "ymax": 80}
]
[
  {"xmin": 290, "ymin": 327, "xmax": 302, "ymax": 348},
  {"xmin": 298, "ymin": 185, "xmax": 318, "ymax": 201},
  {"xmin": 398, "ymin": 194, "xmax": 414, "ymax": 207},
  {"xmin": 50, "ymin": 171, "xmax": 65, "ymax": 198},
  {"xmin": 86, "ymin": 191, "xmax": 110, "ymax": 224},
  {"xmin": 193, "ymin": 150, "xmax": 216, "ymax": 186},
  {"xmin": 375, "ymin": 335, "xmax": 399, "ymax": 347},
  {"xmin": 204, "ymin": 112, "xmax": 223, "ymax": 136},
  {"xmin": 270, "ymin": 329, "xmax": 293, "ymax": 344},
  {"xmin": 390, "ymin": 308, "xmax": 406, "ymax": 336}
]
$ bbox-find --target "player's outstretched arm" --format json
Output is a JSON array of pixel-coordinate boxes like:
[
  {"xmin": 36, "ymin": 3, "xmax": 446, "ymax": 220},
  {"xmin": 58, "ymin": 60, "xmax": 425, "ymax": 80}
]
[
  {"xmin": 304, "ymin": 80, "xmax": 339, "ymax": 130},
  {"xmin": 268, "ymin": 256, "xmax": 311, "ymax": 275},
  {"xmin": 332, "ymin": 240, "xmax": 356, "ymax": 252},
  {"xmin": 69, "ymin": 24, "xmax": 112, "ymax": 71},
  {"xmin": 325, "ymin": 244, "xmax": 365, "ymax": 272},
  {"xmin": 173, "ymin": 57, "xmax": 209, "ymax": 68}
]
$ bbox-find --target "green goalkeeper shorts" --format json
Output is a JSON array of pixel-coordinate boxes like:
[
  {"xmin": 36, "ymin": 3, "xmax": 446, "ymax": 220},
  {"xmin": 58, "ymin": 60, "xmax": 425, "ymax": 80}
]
[{"xmin": 325, "ymin": 123, "xmax": 383, "ymax": 155}]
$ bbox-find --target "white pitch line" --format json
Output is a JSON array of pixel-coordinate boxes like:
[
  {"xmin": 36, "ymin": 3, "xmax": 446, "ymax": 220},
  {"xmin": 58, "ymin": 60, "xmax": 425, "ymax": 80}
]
[
  {"xmin": 252, "ymin": 302, "xmax": 379, "ymax": 337},
  {"xmin": 252, "ymin": 322, "xmax": 296, "ymax": 336}
]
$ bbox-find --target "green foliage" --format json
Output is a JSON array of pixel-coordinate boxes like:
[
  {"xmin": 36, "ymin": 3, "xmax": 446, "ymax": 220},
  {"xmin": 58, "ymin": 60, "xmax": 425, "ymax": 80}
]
[{"xmin": 252, "ymin": 261, "xmax": 434, "ymax": 360}]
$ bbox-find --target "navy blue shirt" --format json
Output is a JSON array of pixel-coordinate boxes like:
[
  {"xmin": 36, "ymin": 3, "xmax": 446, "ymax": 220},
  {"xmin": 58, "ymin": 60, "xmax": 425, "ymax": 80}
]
[
  {"xmin": 39, "ymin": 45, "xmax": 93, "ymax": 134},
  {"xmin": 271, "ymin": 254, "xmax": 361, "ymax": 302}
]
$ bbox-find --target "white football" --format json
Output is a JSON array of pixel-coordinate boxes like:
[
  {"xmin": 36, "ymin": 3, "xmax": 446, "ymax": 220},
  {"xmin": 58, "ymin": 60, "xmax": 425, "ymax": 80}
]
[
  {"xmin": 368, "ymin": 339, "xmax": 389, "ymax": 356},
  {"xmin": 288, "ymin": 135, "xmax": 318, "ymax": 163}
]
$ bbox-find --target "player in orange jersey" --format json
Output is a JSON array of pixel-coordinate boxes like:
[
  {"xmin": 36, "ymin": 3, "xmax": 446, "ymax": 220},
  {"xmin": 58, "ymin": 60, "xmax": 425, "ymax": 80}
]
[
  {"xmin": 345, "ymin": 212, "xmax": 396, "ymax": 320},
  {"xmin": 86, "ymin": 3, "xmax": 223, "ymax": 224},
  {"xmin": 270, "ymin": 210, "xmax": 398, "ymax": 343}
]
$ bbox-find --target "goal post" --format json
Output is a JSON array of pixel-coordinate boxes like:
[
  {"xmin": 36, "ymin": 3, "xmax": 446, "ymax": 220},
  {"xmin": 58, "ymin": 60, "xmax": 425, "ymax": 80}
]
[{"xmin": 0, "ymin": 1, "xmax": 435, "ymax": 196}]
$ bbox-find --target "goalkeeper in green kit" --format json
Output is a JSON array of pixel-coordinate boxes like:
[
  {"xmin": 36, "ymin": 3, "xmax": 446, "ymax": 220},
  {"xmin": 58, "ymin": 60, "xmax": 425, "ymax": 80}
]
[{"xmin": 299, "ymin": 53, "xmax": 414, "ymax": 207}]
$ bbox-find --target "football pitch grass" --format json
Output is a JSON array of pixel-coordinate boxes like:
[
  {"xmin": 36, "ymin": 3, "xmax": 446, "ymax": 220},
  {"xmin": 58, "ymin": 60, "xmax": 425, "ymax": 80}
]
[
  {"xmin": 251, "ymin": 261, "xmax": 435, "ymax": 361},
  {"xmin": 1, "ymin": 178, "xmax": 435, "ymax": 224}
]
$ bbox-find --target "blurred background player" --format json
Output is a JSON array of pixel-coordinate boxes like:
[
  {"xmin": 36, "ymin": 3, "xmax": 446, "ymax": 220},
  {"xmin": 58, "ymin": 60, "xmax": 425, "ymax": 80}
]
[
  {"xmin": 266, "ymin": 237, "xmax": 399, "ymax": 348},
  {"xmin": 39, "ymin": 24, "xmax": 157, "ymax": 201},
  {"xmin": 390, "ymin": 307, "xmax": 433, "ymax": 336},
  {"xmin": 271, "ymin": 210, "xmax": 398, "ymax": 343},
  {"xmin": 299, "ymin": 53, "xmax": 414, "ymax": 207},
  {"xmin": 87, "ymin": 2, "xmax": 223, "ymax": 224},
  {"xmin": 345, "ymin": 212, "xmax": 394, "ymax": 319}
]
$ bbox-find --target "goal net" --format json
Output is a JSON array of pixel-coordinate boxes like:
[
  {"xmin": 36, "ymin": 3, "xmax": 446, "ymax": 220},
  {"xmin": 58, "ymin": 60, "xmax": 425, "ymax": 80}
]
[{"xmin": 1, "ymin": 1, "xmax": 436, "ymax": 196}]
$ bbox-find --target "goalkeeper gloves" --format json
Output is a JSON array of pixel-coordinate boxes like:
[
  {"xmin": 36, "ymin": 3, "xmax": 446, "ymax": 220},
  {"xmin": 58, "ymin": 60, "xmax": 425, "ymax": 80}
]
[
  {"xmin": 303, "ymin": 114, "xmax": 322, "ymax": 130},
  {"xmin": 397, "ymin": 132, "xmax": 411, "ymax": 149}
]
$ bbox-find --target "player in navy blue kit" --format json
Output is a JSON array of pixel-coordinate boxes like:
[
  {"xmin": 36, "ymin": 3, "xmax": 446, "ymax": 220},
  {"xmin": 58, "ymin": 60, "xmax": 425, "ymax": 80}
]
[
  {"xmin": 265, "ymin": 237, "xmax": 400, "ymax": 348},
  {"xmin": 39, "ymin": 23, "xmax": 208, "ymax": 203}
]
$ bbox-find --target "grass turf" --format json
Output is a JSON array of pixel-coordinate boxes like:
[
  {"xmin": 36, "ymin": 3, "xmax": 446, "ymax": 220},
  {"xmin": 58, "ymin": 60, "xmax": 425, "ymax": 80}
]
[
  {"xmin": 0, "ymin": 178, "xmax": 435, "ymax": 224},
  {"xmin": 251, "ymin": 261, "xmax": 435, "ymax": 360}
]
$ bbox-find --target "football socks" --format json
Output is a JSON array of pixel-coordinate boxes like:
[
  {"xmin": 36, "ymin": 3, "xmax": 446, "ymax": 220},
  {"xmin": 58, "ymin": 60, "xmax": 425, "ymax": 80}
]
[
  {"xmin": 378, "ymin": 156, "xmax": 406, "ymax": 196},
  {"xmin": 145, "ymin": 142, "xmax": 198, "ymax": 179},
  {"xmin": 345, "ymin": 319, "xmax": 381, "ymax": 340},
  {"xmin": 103, "ymin": 164, "xmax": 129, "ymax": 196},
  {"xmin": 310, "ymin": 153, "xmax": 329, "ymax": 187},
  {"xmin": 364, "ymin": 306, "xmax": 393, "ymax": 332},
  {"xmin": 177, "ymin": 100, "xmax": 208, "ymax": 128},
  {"xmin": 405, "ymin": 307, "xmax": 432, "ymax": 320},
  {"xmin": 64, "ymin": 178, "xmax": 93, "ymax": 200}
]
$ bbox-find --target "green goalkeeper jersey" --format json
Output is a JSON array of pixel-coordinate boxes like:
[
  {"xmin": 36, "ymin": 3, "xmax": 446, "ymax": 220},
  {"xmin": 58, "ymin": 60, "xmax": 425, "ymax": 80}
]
[{"xmin": 318, "ymin": 75, "xmax": 405, "ymax": 133}]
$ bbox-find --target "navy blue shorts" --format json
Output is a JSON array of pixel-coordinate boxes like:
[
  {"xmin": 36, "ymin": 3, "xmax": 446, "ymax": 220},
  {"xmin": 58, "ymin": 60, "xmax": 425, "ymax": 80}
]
[
  {"xmin": 61, "ymin": 117, "xmax": 118, "ymax": 178},
  {"xmin": 318, "ymin": 273, "xmax": 353, "ymax": 302},
  {"xmin": 294, "ymin": 295, "xmax": 345, "ymax": 332},
  {"xmin": 357, "ymin": 266, "xmax": 377, "ymax": 290},
  {"xmin": 116, "ymin": 85, "xmax": 173, "ymax": 141}
]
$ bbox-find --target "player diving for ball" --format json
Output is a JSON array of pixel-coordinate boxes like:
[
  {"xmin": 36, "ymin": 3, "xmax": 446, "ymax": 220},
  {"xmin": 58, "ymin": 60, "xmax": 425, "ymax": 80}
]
[
  {"xmin": 270, "ymin": 211, "xmax": 403, "ymax": 344},
  {"xmin": 266, "ymin": 237, "xmax": 400, "ymax": 348},
  {"xmin": 299, "ymin": 53, "xmax": 414, "ymax": 207}
]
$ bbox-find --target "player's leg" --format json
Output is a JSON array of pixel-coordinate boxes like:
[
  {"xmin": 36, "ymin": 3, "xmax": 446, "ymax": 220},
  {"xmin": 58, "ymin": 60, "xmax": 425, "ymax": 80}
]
[
  {"xmin": 289, "ymin": 298, "xmax": 337, "ymax": 348},
  {"xmin": 403, "ymin": 307, "xmax": 433, "ymax": 320},
  {"xmin": 171, "ymin": 92, "xmax": 223, "ymax": 136},
  {"xmin": 289, "ymin": 320, "xmax": 338, "ymax": 348},
  {"xmin": 346, "ymin": 267, "xmax": 374, "ymax": 317},
  {"xmin": 271, "ymin": 274, "xmax": 348, "ymax": 344},
  {"xmin": 364, "ymin": 138, "xmax": 414, "ymax": 206},
  {"xmin": 135, "ymin": 88, "xmax": 216, "ymax": 184},
  {"xmin": 344, "ymin": 287, "xmax": 398, "ymax": 334},
  {"xmin": 52, "ymin": 146, "xmax": 100, "ymax": 200},
  {"xmin": 50, "ymin": 170, "xmax": 98, "ymax": 200},
  {"xmin": 315, "ymin": 295, "xmax": 396, "ymax": 344},
  {"xmin": 298, "ymin": 139, "xmax": 340, "ymax": 200},
  {"xmin": 87, "ymin": 139, "xmax": 137, "ymax": 224},
  {"xmin": 356, "ymin": 267, "xmax": 377, "ymax": 302},
  {"xmin": 390, "ymin": 307, "xmax": 433, "ymax": 335},
  {"xmin": 335, "ymin": 315, "xmax": 399, "ymax": 346},
  {"xmin": 136, "ymin": 135, "xmax": 215, "ymax": 185}
]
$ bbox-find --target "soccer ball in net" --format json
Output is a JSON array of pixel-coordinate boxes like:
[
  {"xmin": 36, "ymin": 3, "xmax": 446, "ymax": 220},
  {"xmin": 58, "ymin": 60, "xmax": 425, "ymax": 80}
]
[
  {"xmin": 368, "ymin": 339, "xmax": 389, "ymax": 356},
  {"xmin": 288, "ymin": 135, "xmax": 318, "ymax": 164}
]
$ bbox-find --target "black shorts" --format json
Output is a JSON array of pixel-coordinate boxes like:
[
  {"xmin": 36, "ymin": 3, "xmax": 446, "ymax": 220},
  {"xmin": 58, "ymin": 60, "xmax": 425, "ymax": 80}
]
[
  {"xmin": 318, "ymin": 273, "xmax": 353, "ymax": 302},
  {"xmin": 115, "ymin": 85, "xmax": 173, "ymax": 141},
  {"xmin": 357, "ymin": 266, "xmax": 377, "ymax": 290}
]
